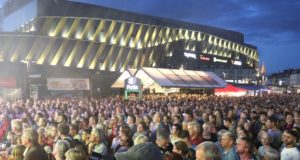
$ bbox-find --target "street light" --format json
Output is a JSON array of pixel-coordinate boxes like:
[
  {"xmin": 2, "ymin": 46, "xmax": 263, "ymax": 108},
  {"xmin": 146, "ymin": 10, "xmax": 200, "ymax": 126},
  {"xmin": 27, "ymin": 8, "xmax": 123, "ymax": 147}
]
[{"xmin": 20, "ymin": 60, "xmax": 36, "ymax": 98}]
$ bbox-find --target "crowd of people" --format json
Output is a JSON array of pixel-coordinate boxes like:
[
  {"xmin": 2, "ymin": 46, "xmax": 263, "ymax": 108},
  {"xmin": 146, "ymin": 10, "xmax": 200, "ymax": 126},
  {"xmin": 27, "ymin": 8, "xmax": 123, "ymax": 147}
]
[{"xmin": 0, "ymin": 93, "xmax": 300, "ymax": 160}]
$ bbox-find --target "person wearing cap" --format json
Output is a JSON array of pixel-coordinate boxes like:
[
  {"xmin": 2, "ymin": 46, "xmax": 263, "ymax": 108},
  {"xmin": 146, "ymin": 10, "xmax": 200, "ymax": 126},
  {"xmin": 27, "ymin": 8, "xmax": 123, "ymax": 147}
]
[
  {"xmin": 280, "ymin": 130, "xmax": 300, "ymax": 160},
  {"xmin": 114, "ymin": 142, "xmax": 163, "ymax": 160}
]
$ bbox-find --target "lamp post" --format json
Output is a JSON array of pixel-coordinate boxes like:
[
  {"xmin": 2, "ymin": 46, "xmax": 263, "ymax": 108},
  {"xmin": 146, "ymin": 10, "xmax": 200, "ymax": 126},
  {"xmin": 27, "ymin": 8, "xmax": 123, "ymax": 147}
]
[{"xmin": 20, "ymin": 60, "xmax": 36, "ymax": 98}]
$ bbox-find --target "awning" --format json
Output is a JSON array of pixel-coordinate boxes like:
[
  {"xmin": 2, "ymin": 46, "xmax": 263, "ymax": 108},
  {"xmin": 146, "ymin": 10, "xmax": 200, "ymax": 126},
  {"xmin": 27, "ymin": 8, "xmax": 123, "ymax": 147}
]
[
  {"xmin": 112, "ymin": 67, "xmax": 226, "ymax": 89},
  {"xmin": 111, "ymin": 69, "xmax": 137, "ymax": 88}
]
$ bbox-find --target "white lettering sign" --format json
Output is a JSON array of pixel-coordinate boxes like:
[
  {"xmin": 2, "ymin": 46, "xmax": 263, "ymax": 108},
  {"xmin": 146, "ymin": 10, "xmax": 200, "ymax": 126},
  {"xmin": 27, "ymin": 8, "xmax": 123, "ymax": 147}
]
[
  {"xmin": 232, "ymin": 60, "xmax": 242, "ymax": 66},
  {"xmin": 213, "ymin": 57, "xmax": 227, "ymax": 63},
  {"xmin": 184, "ymin": 52, "xmax": 197, "ymax": 59}
]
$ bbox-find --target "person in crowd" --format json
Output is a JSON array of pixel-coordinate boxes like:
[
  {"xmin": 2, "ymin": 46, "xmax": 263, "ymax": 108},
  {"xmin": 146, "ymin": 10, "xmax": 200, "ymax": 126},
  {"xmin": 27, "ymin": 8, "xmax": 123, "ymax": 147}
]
[
  {"xmin": 266, "ymin": 116, "xmax": 282, "ymax": 149},
  {"xmin": 150, "ymin": 112, "xmax": 165, "ymax": 141},
  {"xmin": 284, "ymin": 113, "xmax": 294, "ymax": 130},
  {"xmin": 133, "ymin": 134, "xmax": 149, "ymax": 145},
  {"xmin": 170, "ymin": 123, "xmax": 182, "ymax": 145},
  {"xmin": 70, "ymin": 123, "xmax": 81, "ymax": 141},
  {"xmin": 126, "ymin": 115, "xmax": 137, "ymax": 134},
  {"xmin": 53, "ymin": 140, "xmax": 70, "ymax": 160},
  {"xmin": 293, "ymin": 109, "xmax": 300, "ymax": 128},
  {"xmin": 57, "ymin": 123, "xmax": 75, "ymax": 148},
  {"xmin": 114, "ymin": 135, "xmax": 133, "ymax": 153},
  {"xmin": 155, "ymin": 127, "xmax": 173, "ymax": 158},
  {"xmin": 223, "ymin": 118, "xmax": 236, "ymax": 137},
  {"xmin": 65, "ymin": 148, "xmax": 87, "ymax": 160},
  {"xmin": 115, "ymin": 142, "xmax": 163, "ymax": 160},
  {"xmin": 172, "ymin": 140, "xmax": 189, "ymax": 160},
  {"xmin": 11, "ymin": 119, "xmax": 23, "ymax": 137},
  {"xmin": 280, "ymin": 130, "xmax": 300, "ymax": 160},
  {"xmin": 12, "ymin": 145, "xmax": 26, "ymax": 160},
  {"xmin": 21, "ymin": 127, "xmax": 49, "ymax": 160},
  {"xmin": 195, "ymin": 141, "xmax": 221, "ymax": 160},
  {"xmin": 236, "ymin": 136, "xmax": 259, "ymax": 160},
  {"xmin": 133, "ymin": 121, "xmax": 149, "ymax": 139},
  {"xmin": 220, "ymin": 131, "xmax": 239, "ymax": 160},
  {"xmin": 258, "ymin": 132, "xmax": 279, "ymax": 159},
  {"xmin": 187, "ymin": 121, "xmax": 203, "ymax": 149},
  {"xmin": 111, "ymin": 125, "xmax": 131, "ymax": 152},
  {"xmin": 88, "ymin": 127, "xmax": 107, "ymax": 157}
]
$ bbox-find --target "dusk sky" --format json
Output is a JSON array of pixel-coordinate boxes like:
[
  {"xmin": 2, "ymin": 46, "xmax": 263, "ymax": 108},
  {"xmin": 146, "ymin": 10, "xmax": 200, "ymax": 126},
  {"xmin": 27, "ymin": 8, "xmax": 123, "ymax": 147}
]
[{"xmin": 1, "ymin": 0, "xmax": 300, "ymax": 74}]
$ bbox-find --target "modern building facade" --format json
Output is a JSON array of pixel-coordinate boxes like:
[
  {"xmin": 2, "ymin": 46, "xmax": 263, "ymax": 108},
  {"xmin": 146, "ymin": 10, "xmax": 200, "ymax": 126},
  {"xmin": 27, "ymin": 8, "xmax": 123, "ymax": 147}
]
[{"xmin": 0, "ymin": 0, "xmax": 259, "ymax": 97}]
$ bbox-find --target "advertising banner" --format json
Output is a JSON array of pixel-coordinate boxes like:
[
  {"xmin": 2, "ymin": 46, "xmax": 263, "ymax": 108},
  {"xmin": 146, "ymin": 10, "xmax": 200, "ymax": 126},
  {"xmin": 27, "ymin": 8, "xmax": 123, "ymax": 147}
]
[
  {"xmin": 0, "ymin": 77, "xmax": 16, "ymax": 87},
  {"xmin": 47, "ymin": 78, "xmax": 90, "ymax": 90}
]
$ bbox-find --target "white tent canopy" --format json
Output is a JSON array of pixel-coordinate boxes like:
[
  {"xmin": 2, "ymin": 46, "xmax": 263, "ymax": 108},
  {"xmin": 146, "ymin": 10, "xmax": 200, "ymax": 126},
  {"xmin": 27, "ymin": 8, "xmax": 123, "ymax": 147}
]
[{"xmin": 111, "ymin": 67, "xmax": 226, "ymax": 90}]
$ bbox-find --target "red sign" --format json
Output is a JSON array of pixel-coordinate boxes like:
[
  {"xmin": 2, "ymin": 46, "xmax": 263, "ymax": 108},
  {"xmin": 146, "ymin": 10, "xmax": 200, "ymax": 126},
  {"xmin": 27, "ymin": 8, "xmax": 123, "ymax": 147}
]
[
  {"xmin": 200, "ymin": 55, "xmax": 210, "ymax": 61},
  {"xmin": 0, "ymin": 77, "xmax": 17, "ymax": 87}
]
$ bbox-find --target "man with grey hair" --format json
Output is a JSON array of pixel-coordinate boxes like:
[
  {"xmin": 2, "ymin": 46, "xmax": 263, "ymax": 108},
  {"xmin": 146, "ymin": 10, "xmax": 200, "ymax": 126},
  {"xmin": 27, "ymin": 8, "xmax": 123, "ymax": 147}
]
[
  {"xmin": 220, "ymin": 131, "xmax": 239, "ymax": 160},
  {"xmin": 196, "ymin": 141, "xmax": 221, "ymax": 160},
  {"xmin": 22, "ymin": 128, "xmax": 48, "ymax": 160},
  {"xmin": 155, "ymin": 128, "xmax": 173, "ymax": 158},
  {"xmin": 53, "ymin": 140, "xmax": 70, "ymax": 160}
]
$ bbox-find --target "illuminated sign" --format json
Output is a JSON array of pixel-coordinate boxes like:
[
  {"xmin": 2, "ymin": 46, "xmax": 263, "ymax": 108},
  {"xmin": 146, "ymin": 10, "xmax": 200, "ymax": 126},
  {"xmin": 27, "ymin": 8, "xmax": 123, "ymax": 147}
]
[
  {"xmin": 213, "ymin": 57, "xmax": 227, "ymax": 63},
  {"xmin": 125, "ymin": 77, "xmax": 142, "ymax": 91},
  {"xmin": 199, "ymin": 55, "xmax": 210, "ymax": 61},
  {"xmin": 184, "ymin": 52, "xmax": 197, "ymax": 59},
  {"xmin": 232, "ymin": 60, "xmax": 242, "ymax": 66}
]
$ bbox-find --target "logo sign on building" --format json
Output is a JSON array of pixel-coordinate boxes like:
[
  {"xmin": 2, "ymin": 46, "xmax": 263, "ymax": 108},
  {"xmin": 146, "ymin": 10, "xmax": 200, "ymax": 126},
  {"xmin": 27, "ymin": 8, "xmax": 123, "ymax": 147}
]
[
  {"xmin": 232, "ymin": 60, "xmax": 242, "ymax": 66},
  {"xmin": 199, "ymin": 55, "xmax": 210, "ymax": 61},
  {"xmin": 213, "ymin": 57, "xmax": 227, "ymax": 63},
  {"xmin": 125, "ymin": 77, "xmax": 142, "ymax": 91},
  {"xmin": 184, "ymin": 52, "xmax": 197, "ymax": 59}
]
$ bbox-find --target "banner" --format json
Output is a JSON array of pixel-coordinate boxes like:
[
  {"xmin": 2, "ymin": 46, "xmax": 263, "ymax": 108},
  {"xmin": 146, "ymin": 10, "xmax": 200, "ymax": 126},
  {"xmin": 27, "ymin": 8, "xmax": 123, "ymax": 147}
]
[
  {"xmin": 47, "ymin": 78, "xmax": 90, "ymax": 90},
  {"xmin": 0, "ymin": 77, "xmax": 16, "ymax": 87}
]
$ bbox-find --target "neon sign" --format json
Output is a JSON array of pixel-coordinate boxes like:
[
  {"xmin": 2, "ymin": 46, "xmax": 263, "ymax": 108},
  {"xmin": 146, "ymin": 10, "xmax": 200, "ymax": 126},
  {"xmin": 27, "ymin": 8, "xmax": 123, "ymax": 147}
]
[
  {"xmin": 200, "ymin": 55, "xmax": 210, "ymax": 61},
  {"xmin": 213, "ymin": 57, "xmax": 227, "ymax": 63},
  {"xmin": 184, "ymin": 52, "xmax": 197, "ymax": 59}
]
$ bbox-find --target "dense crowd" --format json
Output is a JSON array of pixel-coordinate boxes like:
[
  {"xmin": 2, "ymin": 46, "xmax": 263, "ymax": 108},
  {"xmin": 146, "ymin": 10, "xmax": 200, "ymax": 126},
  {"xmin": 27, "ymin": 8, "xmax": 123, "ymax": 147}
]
[{"xmin": 0, "ymin": 93, "xmax": 300, "ymax": 160}]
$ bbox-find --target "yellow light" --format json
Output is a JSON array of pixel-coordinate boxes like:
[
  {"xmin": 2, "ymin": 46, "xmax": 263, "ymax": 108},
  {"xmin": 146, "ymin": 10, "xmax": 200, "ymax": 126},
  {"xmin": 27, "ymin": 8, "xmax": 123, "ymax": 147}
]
[{"xmin": 49, "ymin": 32, "xmax": 55, "ymax": 37}]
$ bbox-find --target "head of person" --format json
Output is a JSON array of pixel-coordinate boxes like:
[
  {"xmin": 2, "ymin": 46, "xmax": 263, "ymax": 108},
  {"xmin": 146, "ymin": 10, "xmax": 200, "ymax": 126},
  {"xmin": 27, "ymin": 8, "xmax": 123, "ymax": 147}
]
[
  {"xmin": 223, "ymin": 118, "xmax": 233, "ymax": 128},
  {"xmin": 58, "ymin": 123, "xmax": 70, "ymax": 137},
  {"xmin": 53, "ymin": 140, "xmax": 70, "ymax": 160},
  {"xmin": 65, "ymin": 148, "xmax": 87, "ymax": 160},
  {"xmin": 89, "ymin": 128, "xmax": 105, "ymax": 144},
  {"xmin": 236, "ymin": 137, "xmax": 253, "ymax": 156},
  {"xmin": 173, "ymin": 140, "xmax": 188, "ymax": 156},
  {"xmin": 260, "ymin": 132, "xmax": 272, "ymax": 146},
  {"xmin": 133, "ymin": 134, "xmax": 149, "ymax": 145},
  {"xmin": 282, "ymin": 130, "xmax": 298, "ymax": 147},
  {"xmin": 171, "ymin": 123, "xmax": 182, "ymax": 136},
  {"xmin": 120, "ymin": 135, "xmax": 133, "ymax": 147},
  {"xmin": 11, "ymin": 119, "xmax": 22, "ymax": 134},
  {"xmin": 89, "ymin": 115, "xmax": 98, "ymax": 127},
  {"xmin": 285, "ymin": 113, "xmax": 294, "ymax": 125},
  {"xmin": 127, "ymin": 115, "xmax": 136, "ymax": 125},
  {"xmin": 187, "ymin": 121, "xmax": 201, "ymax": 137},
  {"xmin": 156, "ymin": 128, "xmax": 170, "ymax": 149},
  {"xmin": 153, "ymin": 112, "xmax": 162, "ymax": 124},
  {"xmin": 195, "ymin": 141, "xmax": 221, "ymax": 160},
  {"xmin": 21, "ymin": 128, "xmax": 38, "ymax": 147},
  {"xmin": 221, "ymin": 132, "xmax": 235, "ymax": 150},
  {"xmin": 263, "ymin": 148, "xmax": 280, "ymax": 160},
  {"xmin": 137, "ymin": 121, "xmax": 148, "ymax": 133},
  {"xmin": 12, "ymin": 145, "xmax": 26, "ymax": 160},
  {"xmin": 266, "ymin": 116, "xmax": 277, "ymax": 129},
  {"xmin": 118, "ymin": 125, "xmax": 131, "ymax": 137}
]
